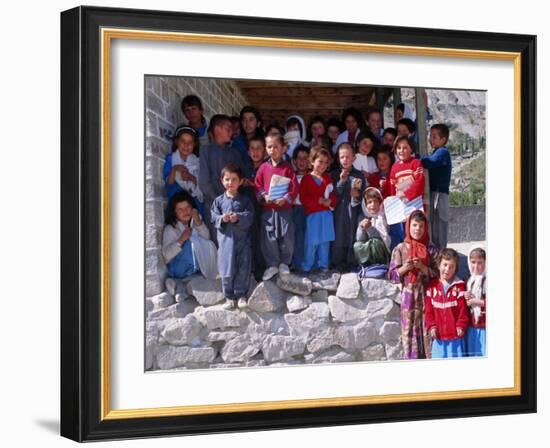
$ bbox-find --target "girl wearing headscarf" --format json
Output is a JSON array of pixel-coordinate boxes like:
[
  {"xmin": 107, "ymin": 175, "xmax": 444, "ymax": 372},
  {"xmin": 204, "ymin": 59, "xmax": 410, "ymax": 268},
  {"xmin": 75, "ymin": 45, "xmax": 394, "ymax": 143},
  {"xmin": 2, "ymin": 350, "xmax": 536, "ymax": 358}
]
[{"xmin": 388, "ymin": 210, "xmax": 438, "ymax": 359}]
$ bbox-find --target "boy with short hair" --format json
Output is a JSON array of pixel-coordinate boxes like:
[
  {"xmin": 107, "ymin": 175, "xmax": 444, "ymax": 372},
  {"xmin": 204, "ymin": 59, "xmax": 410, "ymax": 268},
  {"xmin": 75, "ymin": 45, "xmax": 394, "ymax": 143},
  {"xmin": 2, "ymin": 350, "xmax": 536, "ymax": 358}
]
[
  {"xmin": 421, "ymin": 123, "xmax": 452, "ymax": 250},
  {"xmin": 211, "ymin": 163, "xmax": 255, "ymax": 310},
  {"xmin": 180, "ymin": 94, "xmax": 209, "ymax": 148},
  {"xmin": 424, "ymin": 248, "xmax": 469, "ymax": 358}
]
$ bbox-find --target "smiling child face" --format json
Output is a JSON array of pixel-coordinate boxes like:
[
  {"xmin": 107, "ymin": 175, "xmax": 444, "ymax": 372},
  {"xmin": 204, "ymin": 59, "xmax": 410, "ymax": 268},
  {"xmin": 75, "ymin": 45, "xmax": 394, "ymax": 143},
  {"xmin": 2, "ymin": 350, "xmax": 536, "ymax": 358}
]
[
  {"xmin": 176, "ymin": 132, "xmax": 194, "ymax": 158},
  {"xmin": 396, "ymin": 140, "xmax": 413, "ymax": 162},
  {"xmin": 470, "ymin": 255, "xmax": 486, "ymax": 276},
  {"xmin": 312, "ymin": 154, "xmax": 330, "ymax": 175},
  {"xmin": 376, "ymin": 152, "xmax": 392, "ymax": 172},
  {"xmin": 175, "ymin": 200, "xmax": 193, "ymax": 224},
  {"xmin": 365, "ymin": 197, "xmax": 381, "ymax": 214},
  {"xmin": 295, "ymin": 150, "xmax": 310, "ymax": 174}
]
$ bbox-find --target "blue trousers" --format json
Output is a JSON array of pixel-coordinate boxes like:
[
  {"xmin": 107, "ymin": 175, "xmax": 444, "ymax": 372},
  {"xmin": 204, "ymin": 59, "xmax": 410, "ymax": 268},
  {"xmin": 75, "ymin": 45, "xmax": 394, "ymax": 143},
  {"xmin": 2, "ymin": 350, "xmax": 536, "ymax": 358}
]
[
  {"xmin": 431, "ymin": 338, "xmax": 465, "ymax": 358},
  {"xmin": 167, "ymin": 240, "xmax": 198, "ymax": 279},
  {"xmin": 302, "ymin": 241, "xmax": 330, "ymax": 272},
  {"xmin": 389, "ymin": 222, "xmax": 405, "ymax": 251},
  {"xmin": 292, "ymin": 206, "xmax": 307, "ymax": 269},
  {"xmin": 465, "ymin": 328, "xmax": 486, "ymax": 357}
]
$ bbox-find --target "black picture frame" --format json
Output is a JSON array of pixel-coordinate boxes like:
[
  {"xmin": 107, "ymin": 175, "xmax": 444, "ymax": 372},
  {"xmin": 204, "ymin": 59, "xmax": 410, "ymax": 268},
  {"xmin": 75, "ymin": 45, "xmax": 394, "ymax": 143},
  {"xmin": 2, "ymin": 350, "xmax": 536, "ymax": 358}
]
[{"xmin": 60, "ymin": 5, "xmax": 536, "ymax": 442}]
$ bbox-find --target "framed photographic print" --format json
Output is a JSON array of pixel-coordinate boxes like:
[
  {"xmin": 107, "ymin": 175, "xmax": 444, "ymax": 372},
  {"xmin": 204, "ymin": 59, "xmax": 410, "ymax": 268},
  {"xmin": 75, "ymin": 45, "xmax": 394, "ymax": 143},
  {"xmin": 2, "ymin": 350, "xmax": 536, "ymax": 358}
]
[{"xmin": 60, "ymin": 5, "xmax": 536, "ymax": 442}]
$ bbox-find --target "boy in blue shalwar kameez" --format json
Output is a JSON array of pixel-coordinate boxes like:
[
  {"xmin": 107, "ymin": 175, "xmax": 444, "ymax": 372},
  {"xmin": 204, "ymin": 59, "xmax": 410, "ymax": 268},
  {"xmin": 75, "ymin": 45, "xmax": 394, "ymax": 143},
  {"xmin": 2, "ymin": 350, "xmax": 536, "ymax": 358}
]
[{"xmin": 211, "ymin": 163, "xmax": 255, "ymax": 310}]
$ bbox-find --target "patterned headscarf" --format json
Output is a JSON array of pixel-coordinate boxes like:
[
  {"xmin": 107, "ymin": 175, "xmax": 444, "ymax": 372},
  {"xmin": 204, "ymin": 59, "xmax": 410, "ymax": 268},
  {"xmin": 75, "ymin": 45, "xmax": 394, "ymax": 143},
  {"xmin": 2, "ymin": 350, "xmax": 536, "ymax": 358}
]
[{"xmin": 404, "ymin": 211, "xmax": 430, "ymax": 284}]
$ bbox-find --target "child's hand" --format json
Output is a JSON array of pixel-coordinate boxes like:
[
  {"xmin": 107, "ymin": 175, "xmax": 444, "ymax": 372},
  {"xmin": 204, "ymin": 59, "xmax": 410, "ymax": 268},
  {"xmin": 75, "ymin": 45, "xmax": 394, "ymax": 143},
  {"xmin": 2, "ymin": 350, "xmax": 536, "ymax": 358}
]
[
  {"xmin": 222, "ymin": 213, "xmax": 231, "ymax": 223},
  {"xmin": 274, "ymin": 198, "xmax": 287, "ymax": 207},
  {"xmin": 396, "ymin": 190, "xmax": 406, "ymax": 200},
  {"xmin": 179, "ymin": 227, "xmax": 192, "ymax": 243},
  {"xmin": 264, "ymin": 195, "xmax": 272, "ymax": 204},
  {"xmin": 430, "ymin": 327, "xmax": 438, "ymax": 339},
  {"xmin": 191, "ymin": 208, "xmax": 201, "ymax": 224},
  {"xmin": 229, "ymin": 212, "xmax": 239, "ymax": 223},
  {"xmin": 456, "ymin": 327, "xmax": 464, "ymax": 337},
  {"xmin": 360, "ymin": 218, "xmax": 372, "ymax": 229},
  {"xmin": 242, "ymin": 178, "xmax": 254, "ymax": 187},
  {"xmin": 318, "ymin": 198, "xmax": 331, "ymax": 207},
  {"xmin": 380, "ymin": 178, "xmax": 386, "ymax": 189},
  {"xmin": 411, "ymin": 258, "xmax": 428, "ymax": 275},
  {"xmin": 340, "ymin": 169, "xmax": 350, "ymax": 182}
]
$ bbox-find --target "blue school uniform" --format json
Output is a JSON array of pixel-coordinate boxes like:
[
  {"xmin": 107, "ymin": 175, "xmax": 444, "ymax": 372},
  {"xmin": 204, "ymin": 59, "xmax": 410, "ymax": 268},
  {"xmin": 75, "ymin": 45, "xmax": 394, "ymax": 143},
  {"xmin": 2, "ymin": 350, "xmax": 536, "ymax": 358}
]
[
  {"xmin": 330, "ymin": 167, "xmax": 366, "ymax": 269},
  {"xmin": 210, "ymin": 192, "xmax": 254, "ymax": 299},
  {"xmin": 166, "ymin": 240, "xmax": 198, "ymax": 279}
]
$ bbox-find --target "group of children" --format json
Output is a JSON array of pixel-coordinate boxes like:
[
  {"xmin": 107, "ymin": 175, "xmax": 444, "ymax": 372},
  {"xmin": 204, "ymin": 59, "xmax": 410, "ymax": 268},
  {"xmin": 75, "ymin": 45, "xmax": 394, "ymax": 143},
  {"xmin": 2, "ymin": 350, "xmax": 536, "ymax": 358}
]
[{"xmin": 160, "ymin": 94, "xmax": 487, "ymax": 360}]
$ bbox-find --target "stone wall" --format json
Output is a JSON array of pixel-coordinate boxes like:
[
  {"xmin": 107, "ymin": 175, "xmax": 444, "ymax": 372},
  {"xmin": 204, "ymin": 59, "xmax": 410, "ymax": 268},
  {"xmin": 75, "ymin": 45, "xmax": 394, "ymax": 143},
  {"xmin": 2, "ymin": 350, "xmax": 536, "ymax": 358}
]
[
  {"xmin": 448, "ymin": 205, "xmax": 486, "ymax": 243},
  {"xmin": 145, "ymin": 272, "xmax": 403, "ymax": 371},
  {"xmin": 145, "ymin": 76, "xmax": 248, "ymax": 296}
]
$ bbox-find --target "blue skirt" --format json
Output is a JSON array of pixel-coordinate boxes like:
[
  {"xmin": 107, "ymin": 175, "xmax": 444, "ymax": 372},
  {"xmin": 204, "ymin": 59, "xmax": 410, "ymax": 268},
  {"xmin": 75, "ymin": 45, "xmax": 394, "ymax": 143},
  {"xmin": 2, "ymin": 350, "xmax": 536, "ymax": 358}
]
[
  {"xmin": 431, "ymin": 338, "xmax": 465, "ymax": 359},
  {"xmin": 305, "ymin": 210, "xmax": 335, "ymax": 246},
  {"xmin": 465, "ymin": 327, "xmax": 486, "ymax": 357}
]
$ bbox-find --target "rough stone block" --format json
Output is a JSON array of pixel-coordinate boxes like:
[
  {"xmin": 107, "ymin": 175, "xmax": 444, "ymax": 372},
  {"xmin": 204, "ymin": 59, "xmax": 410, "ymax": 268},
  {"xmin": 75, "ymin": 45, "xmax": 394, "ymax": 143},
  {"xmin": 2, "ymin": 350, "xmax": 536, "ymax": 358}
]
[
  {"xmin": 336, "ymin": 273, "xmax": 361, "ymax": 299},
  {"xmin": 361, "ymin": 278, "xmax": 401, "ymax": 302},
  {"xmin": 366, "ymin": 299, "xmax": 400, "ymax": 322},
  {"xmin": 285, "ymin": 302, "xmax": 331, "ymax": 337},
  {"xmin": 311, "ymin": 272, "xmax": 341, "ymax": 291},
  {"xmin": 156, "ymin": 345, "xmax": 217, "ymax": 370},
  {"xmin": 186, "ymin": 277, "xmax": 225, "ymax": 306},
  {"xmin": 385, "ymin": 341, "xmax": 404, "ymax": 360},
  {"xmin": 328, "ymin": 295, "xmax": 369, "ymax": 323},
  {"xmin": 221, "ymin": 335, "xmax": 262, "ymax": 363},
  {"xmin": 262, "ymin": 335, "xmax": 306, "ymax": 363},
  {"xmin": 161, "ymin": 315, "xmax": 202, "ymax": 346},
  {"xmin": 200, "ymin": 305, "xmax": 244, "ymax": 330},
  {"xmin": 379, "ymin": 321, "xmax": 401, "ymax": 344},
  {"xmin": 286, "ymin": 295, "xmax": 312, "ymax": 313},
  {"xmin": 359, "ymin": 344, "xmax": 387, "ymax": 362},
  {"xmin": 151, "ymin": 291, "xmax": 174, "ymax": 309},
  {"xmin": 276, "ymin": 274, "xmax": 313, "ymax": 296},
  {"xmin": 248, "ymin": 281, "xmax": 287, "ymax": 313},
  {"xmin": 306, "ymin": 348, "xmax": 355, "ymax": 364}
]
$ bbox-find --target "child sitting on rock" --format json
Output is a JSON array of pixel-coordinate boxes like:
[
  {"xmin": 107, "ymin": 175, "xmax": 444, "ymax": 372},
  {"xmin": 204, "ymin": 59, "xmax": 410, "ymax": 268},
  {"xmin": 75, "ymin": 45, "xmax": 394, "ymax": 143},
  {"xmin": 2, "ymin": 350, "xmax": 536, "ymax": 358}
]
[{"xmin": 354, "ymin": 187, "xmax": 391, "ymax": 278}]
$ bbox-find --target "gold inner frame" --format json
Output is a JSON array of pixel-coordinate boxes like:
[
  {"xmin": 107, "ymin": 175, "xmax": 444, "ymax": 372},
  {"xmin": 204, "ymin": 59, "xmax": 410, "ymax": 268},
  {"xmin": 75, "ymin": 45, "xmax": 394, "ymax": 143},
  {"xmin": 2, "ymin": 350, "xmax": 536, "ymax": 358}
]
[{"xmin": 100, "ymin": 28, "xmax": 522, "ymax": 421}]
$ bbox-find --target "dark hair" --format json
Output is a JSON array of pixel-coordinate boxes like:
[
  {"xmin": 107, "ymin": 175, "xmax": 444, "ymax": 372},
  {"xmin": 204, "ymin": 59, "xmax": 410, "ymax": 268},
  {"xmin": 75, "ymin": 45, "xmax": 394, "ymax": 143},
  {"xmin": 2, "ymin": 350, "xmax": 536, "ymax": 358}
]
[
  {"xmin": 308, "ymin": 115, "xmax": 326, "ymax": 139},
  {"xmin": 437, "ymin": 248, "xmax": 460, "ymax": 268},
  {"xmin": 180, "ymin": 94, "xmax": 203, "ymax": 112},
  {"xmin": 239, "ymin": 106, "xmax": 262, "ymax": 125},
  {"xmin": 292, "ymin": 144, "xmax": 310, "ymax": 161},
  {"xmin": 383, "ymin": 127, "xmax": 397, "ymax": 138},
  {"xmin": 310, "ymin": 147, "xmax": 332, "ymax": 164},
  {"xmin": 341, "ymin": 107, "xmax": 363, "ymax": 128},
  {"xmin": 431, "ymin": 123, "xmax": 450, "ymax": 142},
  {"xmin": 409, "ymin": 209, "xmax": 428, "ymax": 224},
  {"xmin": 470, "ymin": 247, "xmax": 486, "ymax": 260},
  {"xmin": 394, "ymin": 135, "xmax": 417, "ymax": 154},
  {"xmin": 366, "ymin": 108, "xmax": 382, "ymax": 121},
  {"xmin": 326, "ymin": 117, "xmax": 344, "ymax": 132},
  {"xmin": 397, "ymin": 118, "xmax": 416, "ymax": 134},
  {"xmin": 286, "ymin": 116, "xmax": 304, "ymax": 136},
  {"xmin": 165, "ymin": 191, "xmax": 195, "ymax": 226},
  {"xmin": 355, "ymin": 130, "xmax": 379, "ymax": 153},
  {"xmin": 229, "ymin": 116, "xmax": 240, "ymax": 124},
  {"xmin": 248, "ymin": 135, "xmax": 266, "ymax": 148},
  {"xmin": 220, "ymin": 162, "xmax": 244, "ymax": 180},
  {"xmin": 311, "ymin": 135, "xmax": 333, "ymax": 152},
  {"xmin": 396, "ymin": 103, "xmax": 405, "ymax": 113},
  {"xmin": 207, "ymin": 114, "xmax": 232, "ymax": 135},
  {"xmin": 265, "ymin": 123, "xmax": 285, "ymax": 137},
  {"xmin": 172, "ymin": 125, "xmax": 199, "ymax": 154},
  {"xmin": 376, "ymin": 144, "xmax": 395, "ymax": 166}
]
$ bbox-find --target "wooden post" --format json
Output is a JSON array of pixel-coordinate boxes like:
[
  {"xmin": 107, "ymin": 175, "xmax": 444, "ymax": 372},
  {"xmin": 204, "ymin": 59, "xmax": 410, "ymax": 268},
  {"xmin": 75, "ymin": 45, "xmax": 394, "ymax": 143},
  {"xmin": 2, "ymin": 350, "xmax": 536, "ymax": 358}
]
[
  {"xmin": 415, "ymin": 88, "xmax": 431, "ymax": 215},
  {"xmin": 393, "ymin": 88, "xmax": 401, "ymax": 126}
]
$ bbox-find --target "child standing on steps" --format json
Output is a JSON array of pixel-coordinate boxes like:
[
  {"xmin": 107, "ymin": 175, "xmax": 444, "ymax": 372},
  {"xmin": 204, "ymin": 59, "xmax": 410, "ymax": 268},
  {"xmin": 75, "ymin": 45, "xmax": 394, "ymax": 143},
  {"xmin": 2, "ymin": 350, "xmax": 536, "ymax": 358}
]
[
  {"xmin": 254, "ymin": 134, "xmax": 299, "ymax": 280},
  {"xmin": 211, "ymin": 163, "xmax": 255, "ymax": 310},
  {"xmin": 464, "ymin": 245, "xmax": 487, "ymax": 356},
  {"xmin": 389, "ymin": 210, "xmax": 438, "ymax": 359},
  {"xmin": 299, "ymin": 147, "xmax": 337, "ymax": 273},
  {"xmin": 425, "ymin": 248, "xmax": 469, "ymax": 358}
]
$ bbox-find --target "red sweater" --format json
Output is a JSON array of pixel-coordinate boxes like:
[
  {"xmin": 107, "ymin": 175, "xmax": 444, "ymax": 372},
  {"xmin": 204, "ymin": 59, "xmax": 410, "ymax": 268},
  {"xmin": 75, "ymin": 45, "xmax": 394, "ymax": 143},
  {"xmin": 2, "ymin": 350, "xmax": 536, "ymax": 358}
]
[
  {"xmin": 300, "ymin": 173, "xmax": 338, "ymax": 215},
  {"xmin": 389, "ymin": 158, "xmax": 425, "ymax": 201},
  {"xmin": 368, "ymin": 172, "xmax": 391, "ymax": 198},
  {"xmin": 254, "ymin": 159, "xmax": 299, "ymax": 210},
  {"xmin": 425, "ymin": 278, "xmax": 469, "ymax": 341}
]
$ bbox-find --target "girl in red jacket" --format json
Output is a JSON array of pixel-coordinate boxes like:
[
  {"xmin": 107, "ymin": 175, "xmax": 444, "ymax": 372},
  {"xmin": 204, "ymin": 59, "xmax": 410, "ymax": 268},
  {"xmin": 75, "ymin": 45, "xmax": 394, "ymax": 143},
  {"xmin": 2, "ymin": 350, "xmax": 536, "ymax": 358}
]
[
  {"xmin": 425, "ymin": 248, "xmax": 470, "ymax": 358},
  {"xmin": 299, "ymin": 147, "xmax": 338, "ymax": 273},
  {"xmin": 389, "ymin": 136, "xmax": 425, "ymax": 246}
]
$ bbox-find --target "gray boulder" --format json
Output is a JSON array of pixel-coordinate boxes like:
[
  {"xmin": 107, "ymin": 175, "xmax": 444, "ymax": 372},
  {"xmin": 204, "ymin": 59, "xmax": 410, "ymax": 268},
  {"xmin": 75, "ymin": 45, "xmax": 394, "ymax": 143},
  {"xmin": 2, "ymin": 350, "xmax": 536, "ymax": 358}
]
[
  {"xmin": 311, "ymin": 272, "xmax": 341, "ymax": 291},
  {"xmin": 199, "ymin": 305, "xmax": 245, "ymax": 330},
  {"xmin": 173, "ymin": 297, "xmax": 200, "ymax": 318},
  {"xmin": 221, "ymin": 335, "xmax": 262, "ymax": 363},
  {"xmin": 276, "ymin": 274, "xmax": 313, "ymax": 296},
  {"xmin": 353, "ymin": 320, "xmax": 378, "ymax": 350},
  {"xmin": 186, "ymin": 277, "xmax": 225, "ymax": 306},
  {"xmin": 161, "ymin": 315, "xmax": 202, "ymax": 346},
  {"xmin": 156, "ymin": 345, "xmax": 217, "ymax": 370},
  {"xmin": 248, "ymin": 281, "xmax": 287, "ymax": 313},
  {"xmin": 151, "ymin": 291, "xmax": 175, "ymax": 309},
  {"xmin": 286, "ymin": 295, "xmax": 312, "ymax": 313},
  {"xmin": 359, "ymin": 344, "xmax": 387, "ymax": 361},
  {"xmin": 385, "ymin": 341, "xmax": 404, "ymax": 360},
  {"xmin": 379, "ymin": 321, "xmax": 401, "ymax": 344},
  {"xmin": 285, "ymin": 302, "xmax": 331, "ymax": 337},
  {"xmin": 361, "ymin": 278, "xmax": 401, "ymax": 302},
  {"xmin": 328, "ymin": 295, "xmax": 369, "ymax": 323},
  {"xmin": 336, "ymin": 273, "xmax": 361, "ymax": 299},
  {"xmin": 365, "ymin": 299, "xmax": 400, "ymax": 322},
  {"xmin": 262, "ymin": 335, "xmax": 306, "ymax": 363},
  {"xmin": 305, "ymin": 347, "xmax": 355, "ymax": 364}
]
